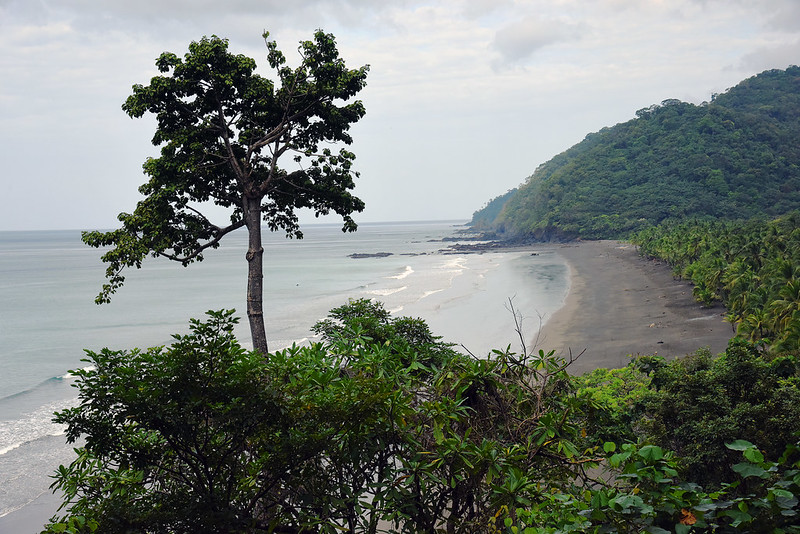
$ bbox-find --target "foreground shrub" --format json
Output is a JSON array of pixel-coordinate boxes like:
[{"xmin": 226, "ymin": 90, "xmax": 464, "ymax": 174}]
[{"xmin": 46, "ymin": 304, "xmax": 589, "ymax": 533}]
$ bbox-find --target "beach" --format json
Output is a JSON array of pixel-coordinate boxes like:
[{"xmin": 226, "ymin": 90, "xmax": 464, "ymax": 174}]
[{"xmin": 536, "ymin": 240, "xmax": 734, "ymax": 374}]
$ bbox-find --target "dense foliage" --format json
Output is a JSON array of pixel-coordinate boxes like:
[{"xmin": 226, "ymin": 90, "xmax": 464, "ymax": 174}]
[
  {"xmin": 472, "ymin": 66, "xmax": 800, "ymax": 240},
  {"xmin": 46, "ymin": 300, "xmax": 800, "ymax": 534},
  {"xmin": 638, "ymin": 340, "xmax": 800, "ymax": 488},
  {"xmin": 46, "ymin": 304, "xmax": 590, "ymax": 533},
  {"xmin": 576, "ymin": 341, "xmax": 800, "ymax": 489},
  {"xmin": 469, "ymin": 189, "xmax": 517, "ymax": 230},
  {"xmin": 47, "ymin": 303, "xmax": 800, "ymax": 533},
  {"xmin": 632, "ymin": 211, "xmax": 800, "ymax": 352},
  {"xmin": 82, "ymin": 31, "xmax": 368, "ymax": 353}
]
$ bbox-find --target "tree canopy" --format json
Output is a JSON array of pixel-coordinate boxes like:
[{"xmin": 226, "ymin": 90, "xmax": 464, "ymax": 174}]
[{"xmin": 82, "ymin": 31, "xmax": 369, "ymax": 352}]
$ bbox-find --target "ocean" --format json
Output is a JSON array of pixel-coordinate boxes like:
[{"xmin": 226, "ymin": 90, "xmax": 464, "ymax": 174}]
[{"xmin": 0, "ymin": 220, "xmax": 570, "ymax": 530}]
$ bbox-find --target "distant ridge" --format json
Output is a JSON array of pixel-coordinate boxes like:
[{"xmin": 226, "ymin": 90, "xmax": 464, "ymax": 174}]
[{"xmin": 472, "ymin": 66, "xmax": 800, "ymax": 240}]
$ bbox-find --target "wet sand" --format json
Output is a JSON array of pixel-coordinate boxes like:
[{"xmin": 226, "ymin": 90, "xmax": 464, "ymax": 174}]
[{"xmin": 536, "ymin": 240, "xmax": 734, "ymax": 374}]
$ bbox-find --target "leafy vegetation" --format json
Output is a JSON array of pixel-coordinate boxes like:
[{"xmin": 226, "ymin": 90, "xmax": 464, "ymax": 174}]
[
  {"xmin": 46, "ymin": 302, "xmax": 800, "ymax": 533},
  {"xmin": 472, "ymin": 66, "xmax": 800, "ymax": 240},
  {"xmin": 470, "ymin": 189, "xmax": 517, "ymax": 230},
  {"xmin": 575, "ymin": 341, "xmax": 800, "ymax": 490},
  {"xmin": 46, "ymin": 304, "xmax": 590, "ymax": 533},
  {"xmin": 632, "ymin": 211, "xmax": 800, "ymax": 352},
  {"xmin": 636, "ymin": 340, "xmax": 800, "ymax": 489},
  {"xmin": 501, "ymin": 438, "xmax": 800, "ymax": 534}
]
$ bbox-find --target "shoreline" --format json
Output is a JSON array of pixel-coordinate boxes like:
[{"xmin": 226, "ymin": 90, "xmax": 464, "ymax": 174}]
[
  {"xmin": 535, "ymin": 240, "xmax": 733, "ymax": 374},
  {"xmin": 0, "ymin": 238, "xmax": 734, "ymax": 532}
]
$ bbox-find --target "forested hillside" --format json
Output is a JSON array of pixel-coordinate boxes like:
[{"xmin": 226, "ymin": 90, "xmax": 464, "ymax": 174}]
[{"xmin": 472, "ymin": 66, "xmax": 800, "ymax": 239}]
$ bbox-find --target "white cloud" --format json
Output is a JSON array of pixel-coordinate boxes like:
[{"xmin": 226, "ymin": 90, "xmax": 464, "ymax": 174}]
[{"xmin": 491, "ymin": 15, "xmax": 583, "ymax": 67}]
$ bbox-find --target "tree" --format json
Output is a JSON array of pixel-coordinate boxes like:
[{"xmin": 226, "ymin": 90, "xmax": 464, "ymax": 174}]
[{"xmin": 82, "ymin": 31, "xmax": 369, "ymax": 353}]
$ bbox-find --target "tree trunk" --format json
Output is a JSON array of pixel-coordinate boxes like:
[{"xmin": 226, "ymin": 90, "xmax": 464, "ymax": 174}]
[{"xmin": 244, "ymin": 196, "xmax": 269, "ymax": 354}]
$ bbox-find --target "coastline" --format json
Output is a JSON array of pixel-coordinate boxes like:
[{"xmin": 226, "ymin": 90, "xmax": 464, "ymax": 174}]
[
  {"xmin": 0, "ymin": 237, "xmax": 735, "ymax": 532},
  {"xmin": 536, "ymin": 240, "xmax": 733, "ymax": 374}
]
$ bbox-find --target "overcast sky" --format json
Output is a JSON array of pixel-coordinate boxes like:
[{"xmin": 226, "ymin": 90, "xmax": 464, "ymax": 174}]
[{"xmin": 2, "ymin": 0, "xmax": 799, "ymax": 231}]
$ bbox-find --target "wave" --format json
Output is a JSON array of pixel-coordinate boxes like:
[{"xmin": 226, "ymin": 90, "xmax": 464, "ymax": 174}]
[
  {"xmin": 441, "ymin": 257, "xmax": 467, "ymax": 271},
  {"xmin": 420, "ymin": 289, "xmax": 445, "ymax": 300},
  {"xmin": 269, "ymin": 336, "xmax": 316, "ymax": 352},
  {"xmin": 365, "ymin": 286, "xmax": 407, "ymax": 297},
  {"xmin": 62, "ymin": 365, "xmax": 95, "ymax": 380},
  {"xmin": 0, "ymin": 371, "xmax": 81, "ymax": 404},
  {"xmin": 388, "ymin": 266, "xmax": 414, "ymax": 280},
  {"xmin": 0, "ymin": 399, "xmax": 71, "ymax": 457},
  {"xmin": 0, "ymin": 429, "xmax": 66, "ymax": 457},
  {"xmin": 0, "ymin": 487, "xmax": 52, "ymax": 518}
]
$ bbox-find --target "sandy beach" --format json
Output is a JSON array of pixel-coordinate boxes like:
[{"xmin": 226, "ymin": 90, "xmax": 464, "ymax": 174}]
[{"xmin": 536, "ymin": 240, "xmax": 734, "ymax": 374}]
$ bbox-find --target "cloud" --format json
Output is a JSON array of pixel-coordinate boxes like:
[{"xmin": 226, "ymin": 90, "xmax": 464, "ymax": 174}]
[
  {"xmin": 761, "ymin": 0, "xmax": 800, "ymax": 32},
  {"xmin": 491, "ymin": 14, "xmax": 583, "ymax": 68},
  {"xmin": 3, "ymin": 0, "xmax": 800, "ymax": 229},
  {"xmin": 738, "ymin": 39, "xmax": 800, "ymax": 72}
]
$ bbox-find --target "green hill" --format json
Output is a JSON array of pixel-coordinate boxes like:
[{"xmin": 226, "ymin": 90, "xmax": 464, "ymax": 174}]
[{"xmin": 472, "ymin": 66, "xmax": 800, "ymax": 240}]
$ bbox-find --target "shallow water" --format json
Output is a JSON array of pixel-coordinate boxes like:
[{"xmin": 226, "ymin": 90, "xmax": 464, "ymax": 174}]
[{"xmin": 0, "ymin": 221, "xmax": 569, "ymax": 528}]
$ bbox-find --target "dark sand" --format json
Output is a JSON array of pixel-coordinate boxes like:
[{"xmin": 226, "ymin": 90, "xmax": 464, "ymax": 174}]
[{"xmin": 537, "ymin": 240, "xmax": 734, "ymax": 374}]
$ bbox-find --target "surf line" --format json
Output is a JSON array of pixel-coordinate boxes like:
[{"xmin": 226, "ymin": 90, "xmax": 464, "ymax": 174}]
[{"xmin": 388, "ymin": 266, "xmax": 414, "ymax": 280}]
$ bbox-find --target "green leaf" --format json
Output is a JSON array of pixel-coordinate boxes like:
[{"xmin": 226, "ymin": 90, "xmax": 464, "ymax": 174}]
[
  {"xmin": 609, "ymin": 450, "xmax": 632, "ymax": 468},
  {"xmin": 638, "ymin": 444, "xmax": 664, "ymax": 461},
  {"xmin": 726, "ymin": 439, "xmax": 755, "ymax": 451},
  {"xmin": 603, "ymin": 441, "xmax": 617, "ymax": 453},
  {"xmin": 732, "ymin": 462, "xmax": 768, "ymax": 478},
  {"xmin": 743, "ymin": 447, "xmax": 765, "ymax": 464}
]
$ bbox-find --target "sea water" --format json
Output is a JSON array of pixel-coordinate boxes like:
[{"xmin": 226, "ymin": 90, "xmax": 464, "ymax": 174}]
[{"xmin": 0, "ymin": 221, "xmax": 569, "ymax": 528}]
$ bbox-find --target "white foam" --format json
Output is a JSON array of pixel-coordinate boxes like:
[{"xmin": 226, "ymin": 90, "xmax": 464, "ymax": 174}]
[
  {"xmin": 365, "ymin": 286, "xmax": 407, "ymax": 297},
  {"xmin": 0, "ymin": 400, "xmax": 71, "ymax": 456},
  {"xmin": 420, "ymin": 289, "xmax": 445, "ymax": 299},
  {"xmin": 441, "ymin": 257, "xmax": 467, "ymax": 271},
  {"xmin": 388, "ymin": 266, "xmax": 414, "ymax": 280}
]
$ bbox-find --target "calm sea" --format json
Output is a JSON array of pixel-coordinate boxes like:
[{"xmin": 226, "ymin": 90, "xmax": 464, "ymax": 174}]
[{"xmin": 0, "ymin": 220, "xmax": 569, "ymax": 528}]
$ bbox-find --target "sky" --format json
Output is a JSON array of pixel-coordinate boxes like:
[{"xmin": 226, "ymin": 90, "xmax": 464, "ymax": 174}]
[{"xmin": 1, "ymin": 0, "xmax": 799, "ymax": 231}]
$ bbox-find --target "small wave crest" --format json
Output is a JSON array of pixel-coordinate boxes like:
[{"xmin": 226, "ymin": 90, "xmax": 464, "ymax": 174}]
[
  {"xmin": 0, "ymin": 370, "xmax": 84, "ymax": 404},
  {"xmin": 62, "ymin": 365, "xmax": 95, "ymax": 380},
  {"xmin": 365, "ymin": 286, "xmax": 407, "ymax": 297},
  {"xmin": 271, "ymin": 337, "xmax": 314, "ymax": 352},
  {"xmin": 388, "ymin": 266, "xmax": 414, "ymax": 280},
  {"xmin": 441, "ymin": 257, "xmax": 467, "ymax": 273},
  {"xmin": 0, "ymin": 487, "xmax": 52, "ymax": 518}
]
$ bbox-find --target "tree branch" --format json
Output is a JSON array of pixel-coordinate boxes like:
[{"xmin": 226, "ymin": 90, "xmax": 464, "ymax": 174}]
[{"xmin": 157, "ymin": 219, "xmax": 246, "ymax": 263}]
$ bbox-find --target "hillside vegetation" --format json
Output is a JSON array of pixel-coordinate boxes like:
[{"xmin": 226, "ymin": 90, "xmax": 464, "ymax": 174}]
[{"xmin": 472, "ymin": 66, "xmax": 800, "ymax": 240}]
